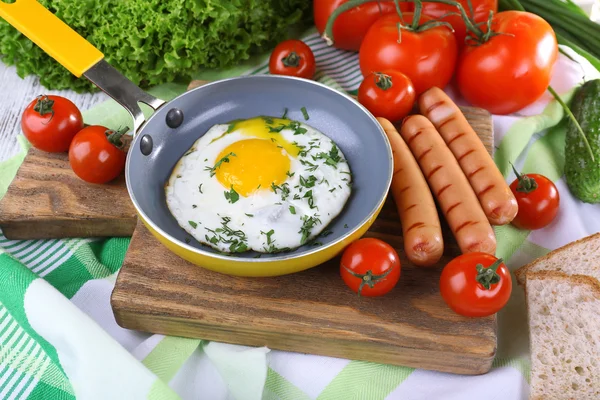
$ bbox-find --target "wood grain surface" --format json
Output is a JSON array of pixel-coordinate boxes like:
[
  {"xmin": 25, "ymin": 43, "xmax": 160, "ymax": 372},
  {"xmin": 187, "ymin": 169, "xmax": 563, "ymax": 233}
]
[
  {"xmin": 0, "ymin": 148, "xmax": 136, "ymax": 239},
  {"xmin": 111, "ymin": 106, "xmax": 496, "ymax": 375}
]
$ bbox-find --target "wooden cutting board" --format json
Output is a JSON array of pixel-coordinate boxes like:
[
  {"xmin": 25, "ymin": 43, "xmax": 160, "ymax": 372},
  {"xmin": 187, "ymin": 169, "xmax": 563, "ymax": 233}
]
[{"xmin": 109, "ymin": 106, "xmax": 497, "ymax": 375}]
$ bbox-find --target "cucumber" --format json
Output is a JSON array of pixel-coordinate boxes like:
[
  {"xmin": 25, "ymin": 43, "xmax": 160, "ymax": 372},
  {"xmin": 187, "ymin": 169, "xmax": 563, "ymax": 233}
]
[{"xmin": 565, "ymin": 79, "xmax": 600, "ymax": 203}]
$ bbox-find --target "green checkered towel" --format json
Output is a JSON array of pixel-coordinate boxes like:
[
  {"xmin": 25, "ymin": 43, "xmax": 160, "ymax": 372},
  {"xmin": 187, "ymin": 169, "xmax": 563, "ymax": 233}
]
[{"xmin": 1, "ymin": 27, "xmax": 599, "ymax": 400}]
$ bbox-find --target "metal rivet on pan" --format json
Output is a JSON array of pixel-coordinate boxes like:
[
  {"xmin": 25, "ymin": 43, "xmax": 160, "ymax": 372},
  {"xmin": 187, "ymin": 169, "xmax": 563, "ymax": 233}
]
[
  {"xmin": 166, "ymin": 108, "xmax": 184, "ymax": 128},
  {"xmin": 140, "ymin": 135, "xmax": 153, "ymax": 156}
]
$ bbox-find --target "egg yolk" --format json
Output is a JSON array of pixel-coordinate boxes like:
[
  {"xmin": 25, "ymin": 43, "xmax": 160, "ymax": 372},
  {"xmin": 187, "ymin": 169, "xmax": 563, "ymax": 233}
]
[{"xmin": 215, "ymin": 139, "xmax": 291, "ymax": 197}]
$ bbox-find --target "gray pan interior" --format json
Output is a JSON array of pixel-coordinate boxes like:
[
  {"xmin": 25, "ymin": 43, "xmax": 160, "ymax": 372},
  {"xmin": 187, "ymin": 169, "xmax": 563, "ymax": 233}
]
[{"xmin": 126, "ymin": 75, "xmax": 393, "ymax": 260}]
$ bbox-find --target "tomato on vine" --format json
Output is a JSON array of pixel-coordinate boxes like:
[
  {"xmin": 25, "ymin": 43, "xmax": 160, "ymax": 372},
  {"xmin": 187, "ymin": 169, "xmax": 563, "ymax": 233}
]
[
  {"xmin": 68, "ymin": 125, "xmax": 127, "ymax": 184},
  {"xmin": 340, "ymin": 238, "xmax": 401, "ymax": 297},
  {"xmin": 509, "ymin": 164, "xmax": 560, "ymax": 231},
  {"xmin": 21, "ymin": 95, "xmax": 84, "ymax": 152},
  {"xmin": 358, "ymin": 71, "xmax": 416, "ymax": 122},
  {"xmin": 358, "ymin": 11, "xmax": 457, "ymax": 94},
  {"xmin": 269, "ymin": 39, "xmax": 316, "ymax": 80},
  {"xmin": 440, "ymin": 253, "xmax": 512, "ymax": 317}
]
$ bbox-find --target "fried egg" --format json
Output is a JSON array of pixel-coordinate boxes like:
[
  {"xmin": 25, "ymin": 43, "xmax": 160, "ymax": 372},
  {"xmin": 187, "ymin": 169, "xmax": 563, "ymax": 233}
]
[{"xmin": 165, "ymin": 116, "xmax": 352, "ymax": 254}]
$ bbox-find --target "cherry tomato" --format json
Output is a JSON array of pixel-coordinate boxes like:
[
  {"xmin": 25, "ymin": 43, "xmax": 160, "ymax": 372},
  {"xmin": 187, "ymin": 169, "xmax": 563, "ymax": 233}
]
[
  {"xmin": 509, "ymin": 165, "xmax": 560, "ymax": 230},
  {"xmin": 68, "ymin": 125, "xmax": 127, "ymax": 184},
  {"xmin": 456, "ymin": 11, "xmax": 558, "ymax": 115},
  {"xmin": 358, "ymin": 71, "xmax": 416, "ymax": 122},
  {"xmin": 314, "ymin": 0, "xmax": 413, "ymax": 51},
  {"xmin": 269, "ymin": 40, "xmax": 316, "ymax": 80},
  {"xmin": 440, "ymin": 253, "xmax": 512, "ymax": 317},
  {"xmin": 21, "ymin": 95, "xmax": 84, "ymax": 153},
  {"xmin": 421, "ymin": 0, "xmax": 497, "ymax": 48},
  {"xmin": 340, "ymin": 238, "xmax": 401, "ymax": 296},
  {"xmin": 359, "ymin": 13, "xmax": 457, "ymax": 95}
]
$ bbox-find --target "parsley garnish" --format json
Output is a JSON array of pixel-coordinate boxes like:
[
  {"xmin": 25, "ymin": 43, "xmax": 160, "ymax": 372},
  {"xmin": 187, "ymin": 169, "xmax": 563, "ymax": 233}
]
[
  {"xmin": 315, "ymin": 145, "xmax": 341, "ymax": 168},
  {"xmin": 319, "ymin": 229, "xmax": 333, "ymax": 238},
  {"xmin": 289, "ymin": 205, "xmax": 296, "ymax": 215},
  {"xmin": 282, "ymin": 108, "xmax": 288, "ymax": 119},
  {"xmin": 198, "ymin": 184, "xmax": 203, "ymax": 194},
  {"xmin": 176, "ymin": 175, "xmax": 182, "ymax": 178},
  {"xmin": 184, "ymin": 148, "xmax": 196, "ymax": 156},
  {"xmin": 299, "ymin": 215, "xmax": 321, "ymax": 244},
  {"xmin": 205, "ymin": 217, "xmax": 248, "ymax": 253},
  {"xmin": 312, "ymin": 241, "xmax": 323, "ymax": 246},
  {"xmin": 224, "ymin": 186, "xmax": 239, "ymax": 204},
  {"xmin": 344, "ymin": 224, "xmax": 349, "ymax": 228},
  {"xmin": 299, "ymin": 175, "xmax": 317, "ymax": 188},
  {"xmin": 269, "ymin": 124, "xmax": 286, "ymax": 133},
  {"xmin": 262, "ymin": 116, "xmax": 274, "ymax": 124},
  {"xmin": 262, "ymin": 229, "xmax": 275, "ymax": 245},
  {"xmin": 245, "ymin": 213, "xmax": 254, "ymax": 217},
  {"xmin": 188, "ymin": 221, "xmax": 198, "ymax": 229},
  {"xmin": 226, "ymin": 122, "xmax": 237, "ymax": 133},
  {"xmin": 329, "ymin": 188, "xmax": 336, "ymax": 193},
  {"xmin": 185, "ymin": 237, "xmax": 191, "ymax": 244},
  {"xmin": 301, "ymin": 107, "xmax": 309, "ymax": 120},
  {"xmin": 293, "ymin": 194, "xmax": 301, "ymax": 200},
  {"xmin": 254, "ymin": 254, "xmax": 262, "ymax": 258},
  {"xmin": 286, "ymin": 171, "xmax": 295, "ymax": 177},
  {"xmin": 271, "ymin": 182, "xmax": 290, "ymax": 201},
  {"xmin": 192, "ymin": 204, "xmax": 197, "ymax": 208},
  {"xmin": 299, "ymin": 159, "xmax": 318, "ymax": 172},
  {"xmin": 205, "ymin": 152, "xmax": 236, "ymax": 177},
  {"xmin": 303, "ymin": 190, "xmax": 317, "ymax": 209}
]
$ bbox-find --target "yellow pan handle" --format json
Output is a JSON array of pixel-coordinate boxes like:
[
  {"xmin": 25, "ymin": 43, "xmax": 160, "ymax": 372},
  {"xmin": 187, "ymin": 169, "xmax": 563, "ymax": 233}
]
[{"xmin": 0, "ymin": 0, "xmax": 103, "ymax": 77}]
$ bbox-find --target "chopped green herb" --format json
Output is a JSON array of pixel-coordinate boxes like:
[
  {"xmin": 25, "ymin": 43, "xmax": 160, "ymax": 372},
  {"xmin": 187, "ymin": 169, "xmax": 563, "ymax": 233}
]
[
  {"xmin": 301, "ymin": 107, "xmax": 309, "ymax": 120},
  {"xmin": 289, "ymin": 205, "xmax": 296, "ymax": 215},
  {"xmin": 204, "ymin": 158, "xmax": 208, "ymax": 162},
  {"xmin": 344, "ymin": 224, "xmax": 349, "ymax": 228},
  {"xmin": 329, "ymin": 188, "xmax": 336, "ymax": 193},
  {"xmin": 262, "ymin": 229, "xmax": 275, "ymax": 245},
  {"xmin": 262, "ymin": 116, "xmax": 274, "ymax": 124},
  {"xmin": 192, "ymin": 204, "xmax": 197, "ymax": 208},
  {"xmin": 245, "ymin": 213, "xmax": 254, "ymax": 217},
  {"xmin": 315, "ymin": 145, "xmax": 341, "ymax": 169},
  {"xmin": 269, "ymin": 124, "xmax": 286, "ymax": 133},
  {"xmin": 271, "ymin": 182, "xmax": 290, "ymax": 201},
  {"xmin": 319, "ymin": 177, "xmax": 329, "ymax": 186},
  {"xmin": 312, "ymin": 241, "xmax": 323, "ymax": 246},
  {"xmin": 257, "ymin": 184, "xmax": 261, "ymax": 190},
  {"xmin": 293, "ymin": 126, "xmax": 307, "ymax": 135},
  {"xmin": 254, "ymin": 254, "xmax": 262, "ymax": 258},
  {"xmin": 271, "ymin": 137, "xmax": 277, "ymax": 143},
  {"xmin": 299, "ymin": 215, "xmax": 321, "ymax": 244},
  {"xmin": 293, "ymin": 194, "xmax": 301, "ymax": 200},
  {"xmin": 319, "ymin": 229, "xmax": 333, "ymax": 238},
  {"xmin": 299, "ymin": 159, "xmax": 318, "ymax": 172},
  {"xmin": 303, "ymin": 190, "xmax": 316, "ymax": 209},
  {"xmin": 176, "ymin": 175, "xmax": 182, "ymax": 178},
  {"xmin": 185, "ymin": 237, "xmax": 191, "ymax": 244},
  {"xmin": 341, "ymin": 171, "xmax": 351, "ymax": 175},
  {"xmin": 205, "ymin": 152, "xmax": 236, "ymax": 177},
  {"xmin": 226, "ymin": 122, "xmax": 238, "ymax": 133},
  {"xmin": 299, "ymin": 175, "xmax": 317, "ymax": 188},
  {"xmin": 205, "ymin": 217, "xmax": 248, "ymax": 253},
  {"xmin": 224, "ymin": 186, "xmax": 239, "ymax": 204},
  {"xmin": 188, "ymin": 221, "xmax": 198, "ymax": 229},
  {"xmin": 286, "ymin": 170, "xmax": 295, "ymax": 177},
  {"xmin": 198, "ymin": 184, "xmax": 203, "ymax": 194},
  {"xmin": 282, "ymin": 108, "xmax": 288, "ymax": 119},
  {"xmin": 184, "ymin": 148, "xmax": 196, "ymax": 156}
]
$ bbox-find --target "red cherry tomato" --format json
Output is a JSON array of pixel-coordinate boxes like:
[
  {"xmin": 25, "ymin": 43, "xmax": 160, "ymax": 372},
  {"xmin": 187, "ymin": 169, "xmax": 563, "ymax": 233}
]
[
  {"xmin": 509, "ymin": 166, "xmax": 560, "ymax": 230},
  {"xmin": 68, "ymin": 125, "xmax": 127, "ymax": 184},
  {"xmin": 456, "ymin": 11, "xmax": 558, "ymax": 115},
  {"xmin": 358, "ymin": 71, "xmax": 416, "ymax": 122},
  {"xmin": 269, "ymin": 40, "xmax": 316, "ymax": 80},
  {"xmin": 21, "ymin": 95, "xmax": 84, "ymax": 153},
  {"xmin": 314, "ymin": 0, "xmax": 413, "ymax": 51},
  {"xmin": 359, "ymin": 13, "xmax": 457, "ymax": 95},
  {"xmin": 340, "ymin": 238, "xmax": 401, "ymax": 296},
  {"xmin": 440, "ymin": 253, "xmax": 512, "ymax": 317},
  {"xmin": 421, "ymin": 0, "xmax": 497, "ymax": 48}
]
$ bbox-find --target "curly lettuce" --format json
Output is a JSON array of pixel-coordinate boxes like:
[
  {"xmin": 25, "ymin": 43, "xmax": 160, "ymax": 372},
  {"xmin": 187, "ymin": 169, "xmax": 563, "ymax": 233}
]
[{"xmin": 0, "ymin": 0, "xmax": 312, "ymax": 92}]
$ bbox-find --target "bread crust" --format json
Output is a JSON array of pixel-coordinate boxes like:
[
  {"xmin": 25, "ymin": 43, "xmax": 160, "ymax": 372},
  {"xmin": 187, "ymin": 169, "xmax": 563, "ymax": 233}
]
[{"xmin": 515, "ymin": 232, "xmax": 600, "ymax": 286}]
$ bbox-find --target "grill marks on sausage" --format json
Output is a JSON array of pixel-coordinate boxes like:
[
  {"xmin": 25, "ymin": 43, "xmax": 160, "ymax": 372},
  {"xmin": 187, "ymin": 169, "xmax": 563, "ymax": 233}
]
[
  {"xmin": 393, "ymin": 168, "xmax": 404, "ymax": 177},
  {"xmin": 404, "ymin": 204, "xmax": 418, "ymax": 212},
  {"xmin": 399, "ymin": 186, "xmax": 411, "ymax": 194},
  {"xmin": 447, "ymin": 132, "xmax": 465, "ymax": 146},
  {"xmin": 407, "ymin": 130, "xmax": 423, "ymax": 145},
  {"xmin": 426, "ymin": 101, "xmax": 445, "ymax": 114},
  {"xmin": 418, "ymin": 147, "xmax": 433, "ymax": 162},
  {"xmin": 436, "ymin": 184, "xmax": 452, "ymax": 198},
  {"xmin": 457, "ymin": 149, "xmax": 476, "ymax": 162},
  {"xmin": 468, "ymin": 166, "xmax": 485, "ymax": 178},
  {"xmin": 427, "ymin": 165, "xmax": 443, "ymax": 180},
  {"xmin": 446, "ymin": 202, "xmax": 461, "ymax": 215},
  {"xmin": 455, "ymin": 220, "xmax": 478, "ymax": 234},
  {"xmin": 478, "ymin": 184, "xmax": 495, "ymax": 197},
  {"xmin": 406, "ymin": 222, "xmax": 425, "ymax": 233},
  {"xmin": 438, "ymin": 117, "xmax": 455, "ymax": 130}
]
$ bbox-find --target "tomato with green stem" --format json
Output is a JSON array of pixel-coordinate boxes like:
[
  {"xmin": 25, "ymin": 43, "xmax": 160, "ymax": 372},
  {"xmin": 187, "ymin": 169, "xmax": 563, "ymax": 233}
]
[
  {"xmin": 269, "ymin": 39, "xmax": 316, "ymax": 80},
  {"xmin": 340, "ymin": 238, "xmax": 401, "ymax": 297},
  {"xmin": 456, "ymin": 10, "xmax": 558, "ymax": 115},
  {"xmin": 440, "ymin": 252, "xmax": 512, "ymax": 317},
  {"xmin": 421, "ymin": 0, "xmax": 497, "ymax": 48},
  {"xmin": 509, "ymin": 164, "xmax": 560, "ymax": 231},
  {"xmin": 357, "ymin": 9, "xmax": 457, "ymax": 94},
  {"xmin": 358, "ymin": 70, "xmax": 416, "ymax": 122},
  {"xmin": 316, "ymin": 0, "xmax": 413, "ymax": 51},
  {"xmin": 69, "ymin": 125, "xmax": 128, "ymax": 184},
  {"xmin": 21, "ymin": 95, "xmax": 84, "ymax": 153}
]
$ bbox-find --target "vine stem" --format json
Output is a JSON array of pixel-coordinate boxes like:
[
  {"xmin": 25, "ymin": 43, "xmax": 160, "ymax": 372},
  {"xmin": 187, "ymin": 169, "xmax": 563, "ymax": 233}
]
[{"xmin": 547, "ymin": 85, "xmax": 595, "ymax": 161}]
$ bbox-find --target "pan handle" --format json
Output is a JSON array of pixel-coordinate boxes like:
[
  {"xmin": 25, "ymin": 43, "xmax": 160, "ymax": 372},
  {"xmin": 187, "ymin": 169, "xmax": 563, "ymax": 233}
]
[{"xmin": 0, "ymin": 0, "xmax": 166, "ymax": 134}]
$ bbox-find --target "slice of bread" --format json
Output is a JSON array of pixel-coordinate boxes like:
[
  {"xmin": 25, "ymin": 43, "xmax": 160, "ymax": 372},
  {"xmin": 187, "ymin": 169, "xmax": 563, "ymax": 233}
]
[
  {"xmin": 527, "ymin": 271, "xmax": 600, "ymax": 400},
  {"xmin": 515, "ymin": 232, "xmax": 600, "ymax": 286}
]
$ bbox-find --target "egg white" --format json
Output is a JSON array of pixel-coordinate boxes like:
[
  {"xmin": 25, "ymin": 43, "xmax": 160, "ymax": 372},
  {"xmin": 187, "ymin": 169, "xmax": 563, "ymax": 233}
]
[{"xmin": 165, "ymin": 118, "xmax": 352, "ymax": 254}]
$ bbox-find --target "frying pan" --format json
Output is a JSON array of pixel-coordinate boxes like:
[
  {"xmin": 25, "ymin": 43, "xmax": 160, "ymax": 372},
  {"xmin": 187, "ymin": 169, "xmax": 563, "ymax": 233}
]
[{"xmin": 0, "ymin": 0, "xmax": 393, "ymax": 277}]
